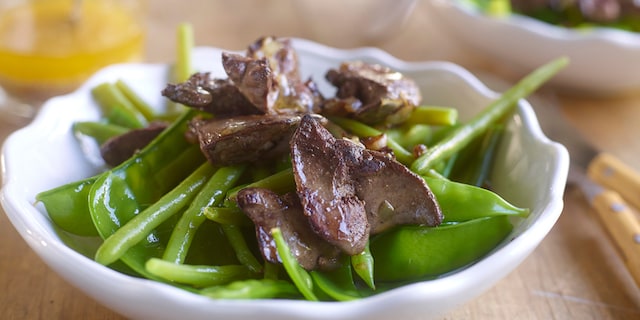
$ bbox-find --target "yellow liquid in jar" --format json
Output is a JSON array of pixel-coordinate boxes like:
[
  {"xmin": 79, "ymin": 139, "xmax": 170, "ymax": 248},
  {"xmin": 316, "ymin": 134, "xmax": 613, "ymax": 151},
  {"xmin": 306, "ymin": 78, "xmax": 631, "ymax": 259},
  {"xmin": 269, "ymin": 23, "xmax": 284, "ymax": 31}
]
[{"xmin": 0, "ymin": 0, "xmax": 144, "ymax": 99}]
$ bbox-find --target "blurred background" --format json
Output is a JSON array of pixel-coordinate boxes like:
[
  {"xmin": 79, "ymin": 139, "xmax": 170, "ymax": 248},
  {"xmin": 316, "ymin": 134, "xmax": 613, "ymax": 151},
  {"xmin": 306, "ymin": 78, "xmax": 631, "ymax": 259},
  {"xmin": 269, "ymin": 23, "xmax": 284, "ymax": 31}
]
[
  {"xmin": 1, "ymin": 1, "xmax": 640, "ymax": 319},
  {"xmin": 2, "ymin": 0, "xmax": 486, "ymax": 126}
]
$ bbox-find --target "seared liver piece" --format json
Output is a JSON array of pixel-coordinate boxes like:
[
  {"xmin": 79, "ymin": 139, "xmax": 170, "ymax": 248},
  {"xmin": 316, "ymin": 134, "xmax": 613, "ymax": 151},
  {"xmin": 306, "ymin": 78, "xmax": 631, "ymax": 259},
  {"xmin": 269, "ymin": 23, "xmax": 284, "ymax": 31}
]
[
  {"xmin": 355, "ymin": 148, "xmax": 443, "ymax": 233},
  {"xmin": 222, "ymin": 36, "xmax": 323, "ymax": 115},
  {"xmin": 291, "ymin": 115, "xmax": 370, "ymax": 255},
  {"xmin": 222, "ymin": 53, "xmax": 276, "ymax": 114},
  {"xmin": 324, "ymin": 61, "xmax": 421, "ymax": 125},
  {"xmin": 247, "ymin": 36, "xmax": 300, "ymax": 80},
  {"xmin": 236, "ymin": 188, "xmax": 341, "ymax": 271},
  {"xmin": 100, "ymin": 122, "xmax": 168, "ymax": 167},
  {"xmin": 291, "ymin": 115, "xmax": 442, "ymax": 255},
  {"xmin": 188, "ymin": 114, "xmax": 302, "ymax": 166},
  {"xmin": 161, "ymin": 72, "xmax": 260, "ymax": 117}
]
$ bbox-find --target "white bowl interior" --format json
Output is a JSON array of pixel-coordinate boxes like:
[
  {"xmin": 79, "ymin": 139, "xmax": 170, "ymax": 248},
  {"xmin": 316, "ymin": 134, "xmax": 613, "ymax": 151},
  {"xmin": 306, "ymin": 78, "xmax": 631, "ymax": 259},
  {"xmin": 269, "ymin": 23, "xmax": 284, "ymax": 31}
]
[{"xmin": 1, "ymin": 41, "xmax": 568, "ymax": 320}]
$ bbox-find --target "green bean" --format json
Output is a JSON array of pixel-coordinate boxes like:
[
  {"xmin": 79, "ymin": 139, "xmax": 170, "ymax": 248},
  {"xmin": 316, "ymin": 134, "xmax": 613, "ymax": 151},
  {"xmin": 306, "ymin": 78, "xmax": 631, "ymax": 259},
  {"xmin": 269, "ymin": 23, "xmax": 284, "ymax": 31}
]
[
  {"xmin": 249, "ymin": 165, "xmax": 272, "ymax": 182},
  {"xmin": 439, "ymin": 152, "xmax": 460, "ymax": 179},
  {"xmin": 226, "ymin": 168, "xmax": 295, "ymax": 202},
  {"xmin": 94, "ymin": 163, "xmax": 215, "ymax": 266},
  {"xmin": 263, "ymin": 262, "xmax": 281, "ymax": 280},
  {"xmin": 145, "ymin": 258, "xmax": 255, "ymax": 287},
  {"xmin": 165, "ymin": 23, "xmax": 194, "ymax": 117},
  {"xmin": 411, "ymin": 57, "xmax": 569, "ymax": 175},
  {"xmin": 72, "ymin": 121, "xmax": 129, "ymax": 145},
  {"xmin": 175, "ymin": 23, "xmax": 194, "ymax": 83},
  {"xmin": 449, "ymin": 124, "xmax": 504, "ymax": 187},
  {"xmin": 310, "ymin": 257, "xmax": 362, "ymax": 301},
  {"xmin": 400, "ymin": 123, "xmax": 433, "ymax": 148},
  {"xmin": 405, "ymin": 106, "xmax": 458, "ymax": 126},
  {"xmin": 88, "ymin": 109, "xmax": 201, "ymax": 278},
  {"xmin": 221, "ymin": 224, "xmax": 263, "ymax": 273},
  {"xmin": 163, "ymin": 165, "xmax": 246, "ymax": 264},
  {"xmin": 91, "ymin": 82, "xmax": 147, "ymax": 129},
  {"xmin": 200, "ymin": 279, "xmax": 300, "ymax": 299},
  {"xmin": 204, "ymin": 206, "xmax": 253, "ymax": 226},
  {"xmin": 272, "ymin": 227, "xmax": 317, "ymax": 301},
  {"xmin": 115, "ymin": 79, "xmax": 156, "ymax": 121},
  {"xmin": 328, "ymin": 116, "xmax": 414, "ymax": 165},
  {"xmin": 154, "ymin": 144, "xmax": 207, "ymax": 190}
]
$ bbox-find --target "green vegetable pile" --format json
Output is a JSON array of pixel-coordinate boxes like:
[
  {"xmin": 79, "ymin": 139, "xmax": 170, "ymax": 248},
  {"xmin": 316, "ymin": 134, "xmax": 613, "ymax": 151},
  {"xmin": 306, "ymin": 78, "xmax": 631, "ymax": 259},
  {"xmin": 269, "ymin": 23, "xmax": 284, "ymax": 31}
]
[{"xmin": 35, "ymin": 24, "xmax": 568, "ymax": 301}]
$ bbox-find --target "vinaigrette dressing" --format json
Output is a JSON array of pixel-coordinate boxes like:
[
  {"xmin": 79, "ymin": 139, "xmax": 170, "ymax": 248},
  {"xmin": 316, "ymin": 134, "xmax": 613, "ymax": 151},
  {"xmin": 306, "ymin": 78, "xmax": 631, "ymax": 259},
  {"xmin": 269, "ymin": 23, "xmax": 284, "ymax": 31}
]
[{"xmin": 0, "ymin": 0, "xmax": 144, "ymax": 99}]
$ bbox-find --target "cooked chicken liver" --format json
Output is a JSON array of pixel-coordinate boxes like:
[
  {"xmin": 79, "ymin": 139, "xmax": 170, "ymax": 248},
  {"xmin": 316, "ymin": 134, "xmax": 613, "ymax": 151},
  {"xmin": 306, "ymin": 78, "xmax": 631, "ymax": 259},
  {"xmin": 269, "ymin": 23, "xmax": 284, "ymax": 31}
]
[
  {"xmin": 161, "ymin": 72, "xmax": 260, "ymax": 117},
  {"xmin": 222, "ymin": 53, "xmax": 276, "ymax": 114},
  {"xmin": 355, "ymin": 149, "xmax": 443, "ymax": 233},
  {"xmin": 236, "ymin": 188, "xmax": 342, "ymax": 271},
  {"xmin": 291, "ymin": 115, "xmax": 370, "ymax": 255},
  {"xmin": 324, "ymin": 61, "xmax": 421, "ymax": 125},
  {"xmin": 222, "ymin": 37, "xmax": 323, "ymax": 115},
  {"xmin": 100, "ymin": 122, "xmax": 168, "ymax": 167},
  {"xmin": 291, "ymin": 115, "xmax": 442, "ymax": 255},
  {"xmin": 188, "ymin": 114, "xmax": 302, "ymax": 165}
]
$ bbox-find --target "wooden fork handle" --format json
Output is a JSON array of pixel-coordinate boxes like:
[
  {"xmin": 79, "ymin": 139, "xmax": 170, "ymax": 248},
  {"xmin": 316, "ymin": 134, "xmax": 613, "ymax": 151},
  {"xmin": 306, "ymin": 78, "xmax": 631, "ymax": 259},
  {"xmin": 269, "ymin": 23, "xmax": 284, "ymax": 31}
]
[
  {"xmin": 588, "ymin": 152, "xmax": 640, "ymax": 211},
  {"xmin": 592, "ymin": 189, "xmax": 640, "ymax": 288}
]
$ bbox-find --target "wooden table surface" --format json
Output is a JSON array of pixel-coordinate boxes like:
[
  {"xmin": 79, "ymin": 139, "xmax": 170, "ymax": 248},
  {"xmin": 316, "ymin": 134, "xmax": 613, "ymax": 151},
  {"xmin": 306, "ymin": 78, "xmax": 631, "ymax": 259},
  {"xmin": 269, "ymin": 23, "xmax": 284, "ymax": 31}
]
[{"xmin": 2, "ymin": 1, "xmax": 640, "ymax": 319}]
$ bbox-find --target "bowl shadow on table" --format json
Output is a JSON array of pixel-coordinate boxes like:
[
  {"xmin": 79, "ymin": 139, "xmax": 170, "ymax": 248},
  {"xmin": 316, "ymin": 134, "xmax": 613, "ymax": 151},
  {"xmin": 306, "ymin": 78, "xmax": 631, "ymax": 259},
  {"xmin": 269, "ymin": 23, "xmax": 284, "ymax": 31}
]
[{"xmin": 555, "ymin": 187, "xmax": 640, "ymax": 313}]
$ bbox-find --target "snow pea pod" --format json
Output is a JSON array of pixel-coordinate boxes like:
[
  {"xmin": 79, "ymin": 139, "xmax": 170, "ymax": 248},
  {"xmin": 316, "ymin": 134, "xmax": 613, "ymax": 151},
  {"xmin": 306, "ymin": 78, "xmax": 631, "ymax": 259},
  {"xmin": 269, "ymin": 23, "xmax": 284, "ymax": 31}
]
[
  {"xmin": 424, "ymin": 177, "xmax": 529, "ymax": 222},
  {"xmin": 350, "ymin": 242, "xmax": 375, "ymax": 290},
  {"xmin": 36, "ymin": 142, "xmax": 203, "ymax": 238},
  {"xmin": 94, "ymin": 163, "xmax": 215, "ymax": 266},
  {"xmin": 370, "ymin": 215, "xmax": 513, "ymax": 282},
  {"xmin": 89, "ymin": 109, "xmax": 202, "ymax": 278},
  {"xmin": 36, "ymin": 176, "xmax": 100, "ymax": 237}
]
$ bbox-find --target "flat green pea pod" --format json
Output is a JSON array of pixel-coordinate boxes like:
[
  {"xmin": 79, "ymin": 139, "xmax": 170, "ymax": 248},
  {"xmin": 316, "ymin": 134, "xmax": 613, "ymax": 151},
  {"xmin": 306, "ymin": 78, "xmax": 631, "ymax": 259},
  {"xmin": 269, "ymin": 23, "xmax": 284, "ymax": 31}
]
[
  {"xmin": 370, "ymin": 216, "xmax": 513, "ymax": 282},
  {"xmin": 424, "ymin": 177, "xmax": 529, "ymax": 223},
  {"xmin": 350, "ymin": 242, "xmax": 375, "ymax": 290},
  {"xmin": 89, "ymin": 109, "xmax": 203, "ymax": 278},
  {"xmin": 94, "ymin": 163, "xmax": 216, "ymax": 266},
  {"xmin": 35, "ymin": 143, "xmax": 203, "ymax": 237},
  {"xmin": 36, "ymin": 177, "xmax": 100, "ymax": 237}
]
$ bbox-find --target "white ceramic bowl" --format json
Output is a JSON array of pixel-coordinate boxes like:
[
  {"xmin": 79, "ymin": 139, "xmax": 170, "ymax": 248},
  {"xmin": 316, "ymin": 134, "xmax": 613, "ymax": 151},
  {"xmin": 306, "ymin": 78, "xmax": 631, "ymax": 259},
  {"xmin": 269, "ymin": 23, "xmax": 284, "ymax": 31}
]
[
  {"xmin": 0, "ymin": 40, "xmax": 568, "ymax": 320},
  {"xmin": 428, "ymin": 0, "xmax": 640, "ymax": 96}
]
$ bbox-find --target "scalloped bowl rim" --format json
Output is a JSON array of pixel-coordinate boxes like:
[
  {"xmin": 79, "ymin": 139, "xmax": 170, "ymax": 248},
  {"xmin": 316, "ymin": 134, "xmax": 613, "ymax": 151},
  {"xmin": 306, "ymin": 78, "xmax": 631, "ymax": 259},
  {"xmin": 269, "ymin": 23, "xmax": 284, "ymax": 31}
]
[{"xmin": 1, "ymin": 40, "xmax": 569, "ymax": 320}]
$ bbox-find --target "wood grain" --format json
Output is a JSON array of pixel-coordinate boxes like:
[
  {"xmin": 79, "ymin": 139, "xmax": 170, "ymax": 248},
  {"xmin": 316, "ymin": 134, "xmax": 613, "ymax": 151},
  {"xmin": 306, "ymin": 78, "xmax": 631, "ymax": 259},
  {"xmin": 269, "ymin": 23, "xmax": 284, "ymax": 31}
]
[{"xmin": 1, "ymin": 1, "xmax": 640, "ymax": 319}]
